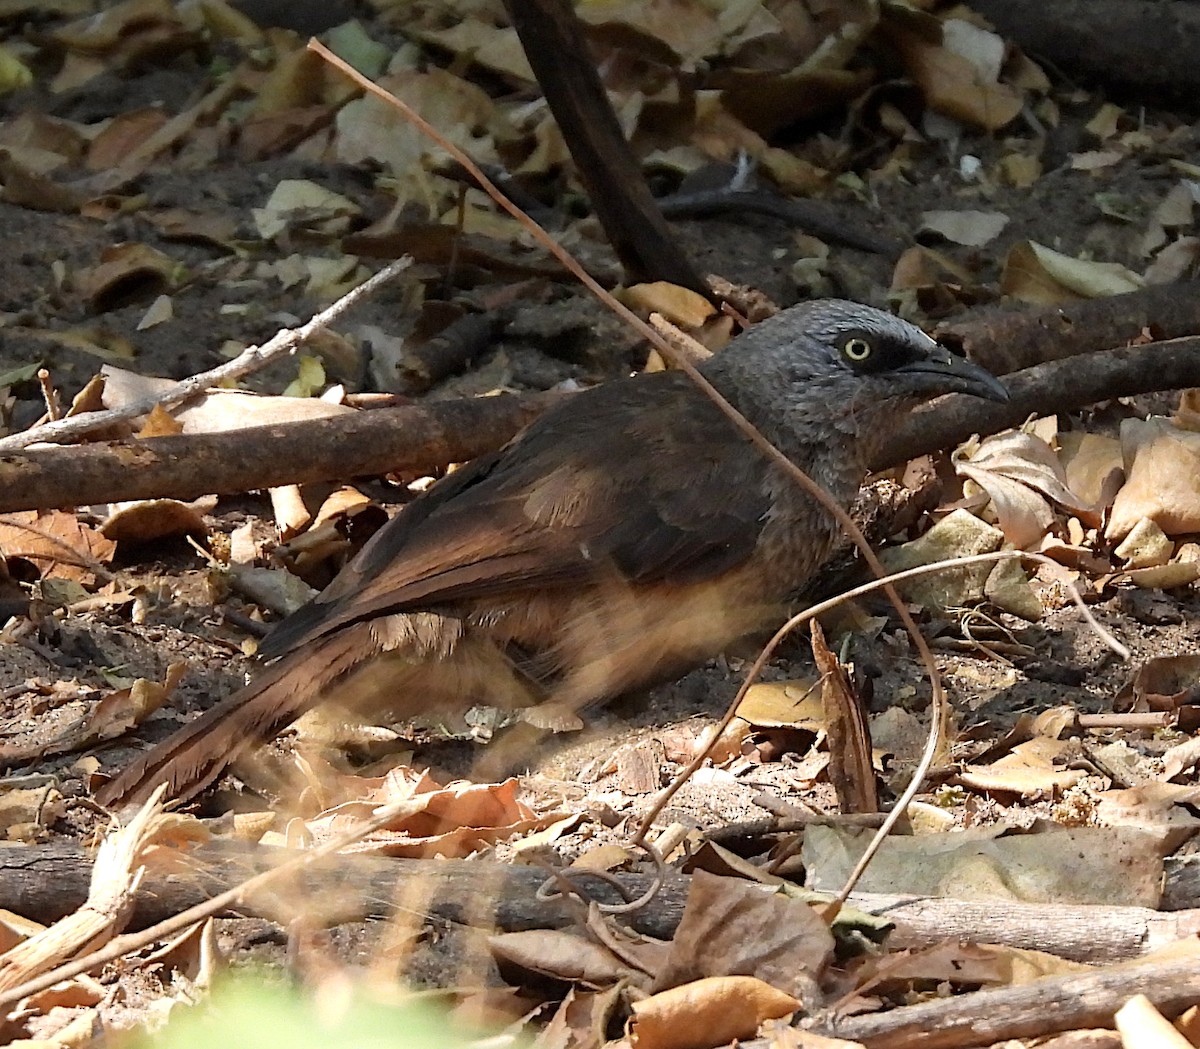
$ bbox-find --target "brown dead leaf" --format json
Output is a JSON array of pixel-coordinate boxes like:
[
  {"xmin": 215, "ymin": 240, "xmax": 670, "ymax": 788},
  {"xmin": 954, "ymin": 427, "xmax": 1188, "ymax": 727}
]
[
  {"xmin": 919, "ymin": 209, "xmax": 1008, "ymax": 247},
  {"xmin": 0, "ymin": 509, "xmax": 116, "ymax": 584},
  {"xmin": 78, "ymin": 242, "xmax": 178, "ymax": 312},
  {"xmin": 534, "ymin": 986, "xmax": 624, "ymax": 1049},
  {"xmin": 736, "ymin": 678, "xmax": 824, "ymax": 729},
  {"xmin": 1001, "ymin": 240, "xmax": 1143, "ymax": 304},
  {"xmin": 0, "ymin": 150, "xmax": 86, "ymax": 211},
  {"xmin": 812, "ymin": 620, "xmax": 876, "ymax": 814},
  {"xmin": 629, "ymin": 976, "xmax": 799, "ymax": 1049},
  {"xmin": 654, "ymin": 870, "xmax": 833, "ymax": 999},
  {"xmin": 86, "ymin": 107, "xmax": 169, "ymax": 171},
  {"xmin": 135, "ymin": 402, "xmax": 183, "ymax": 437},
  {"xmin": 0, "ymin": 662, "xmax": 186, "ymax": 767},
  {"xmin": 957, "ymin": 431, "xmax": 1095, "ymax": 546},
  {"xmin": 618, "ymin": 282, "xmax": 715, "ymax": 328},
  {"xmin": 490, "ymin": 929, "xmax": 651, "ymax": 990},
  {"xmin": 888, "ymin": 20, "xmax": 1023, "ymax": 132},
  {"xmin": 1058, "ymin": 432, "xmax": 1125, "ymax": 512},
  {"xmin": 1176, "ymin": 389, "xmax": 1200, "ymax": 432},
  {"xmin": 26, "ymin": 325, "xmax": 137, "ymax": 362},
  {"xmin": 142, "ymin": 206, "xmax": 239, "ymax": 250},
  {"xmin": 1116, "ymin": 654, "xmax": 1200, "ymax": 712},
  {"xmin": 142, "ymin": 917, "xmax": 219, "ymax": 990},
  {"xmin": 853, "ymin": 940, "xmax": 1089, "ymax": 999},
  {"xmin": 302, "ymin": 768, "xmax": 570, "ymax": 859},
  {"xmin": 957, "ymin": 736, "xmax": 1087, "ymax": 798},
  {"xmin": 1108, "ymin": 417, "xmax": 1200, "ymax": 540},
  {"xmin": 100, "ymin": 498, "xmax": 211, "ymax": 543}
]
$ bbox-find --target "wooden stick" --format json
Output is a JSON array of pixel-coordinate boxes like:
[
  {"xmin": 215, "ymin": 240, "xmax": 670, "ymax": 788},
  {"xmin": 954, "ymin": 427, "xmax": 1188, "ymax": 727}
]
[
  {"xmin": 1, "ymin": 843, "xmax": 1197, "ymax": 965},
  {"xmin": 0, "ymin": 256, "xmax": 412, "ymax": 453},
  {"xmin": 816, "ymin": 950, "xmax": 1200, "ymax": 1048},
  {"xmin": 0, "ymin": 393, "xmax": 556, "ymax": 513},
  {"xmin": 500, "ymin": 0, "xmax": 710, "ymax": 295}
]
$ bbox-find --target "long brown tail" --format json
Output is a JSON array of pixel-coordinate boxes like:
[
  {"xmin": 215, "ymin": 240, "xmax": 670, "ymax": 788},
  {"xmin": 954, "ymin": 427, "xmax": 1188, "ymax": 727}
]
[{"xmin": 95, "ymin": 632, "xmax": 364, "ymax": 808}]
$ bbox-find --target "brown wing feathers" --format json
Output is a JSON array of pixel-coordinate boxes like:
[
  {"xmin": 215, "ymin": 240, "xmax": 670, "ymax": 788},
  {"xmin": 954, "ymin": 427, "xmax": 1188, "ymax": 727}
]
[{"xmin": 96, "ymin": 373, "xmax": 776, "ymax": 807}]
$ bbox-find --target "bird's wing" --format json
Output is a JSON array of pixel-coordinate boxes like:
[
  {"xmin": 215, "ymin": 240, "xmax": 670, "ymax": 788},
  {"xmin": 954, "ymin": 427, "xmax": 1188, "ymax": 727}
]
[{"xmin": 259, "ymin": 373, "xmax": 774, "ymax": 659}]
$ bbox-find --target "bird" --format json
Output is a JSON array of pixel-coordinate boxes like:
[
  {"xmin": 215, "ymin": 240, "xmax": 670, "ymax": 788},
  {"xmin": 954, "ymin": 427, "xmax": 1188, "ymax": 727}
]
[{"xmin": 96, "ymin": 299, "xmax": 1009, "ymax": 807}]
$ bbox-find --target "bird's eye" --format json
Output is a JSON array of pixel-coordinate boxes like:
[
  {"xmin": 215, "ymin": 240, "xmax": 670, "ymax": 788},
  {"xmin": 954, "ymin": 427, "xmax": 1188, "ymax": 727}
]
[{"xmin": 842, "ymin": 336, "xmax": 873, "ymax": 362}]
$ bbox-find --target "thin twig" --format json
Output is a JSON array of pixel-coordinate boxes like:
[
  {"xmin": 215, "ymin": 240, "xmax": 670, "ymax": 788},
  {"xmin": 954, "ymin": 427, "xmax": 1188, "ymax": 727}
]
[
  {"xmin": 0, "ymin": 257, "xmax": 413, "ymax": 452},
  {"xmin": 36, "ymin": 369, "xmax": 61, "ymax": 423}
]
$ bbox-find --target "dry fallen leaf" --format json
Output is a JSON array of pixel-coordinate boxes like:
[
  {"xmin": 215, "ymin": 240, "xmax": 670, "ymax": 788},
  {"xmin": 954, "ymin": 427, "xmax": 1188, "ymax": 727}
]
[
  {"xmin": 919, "ymin": 209, "xmax": 1008, "ymax": 247},
  {"xmin": 1108, "ymin": 417, "xmax": 1200, "ymax": 540},
  {"xmin": 490, "ymin": 929, "xmax": 652, "ymax": 990},
  {"xmin": 803, "ymin": 824, "xmax": 1166, "ymax": 907},
  {"xmin": 629, "ymin": 975, "xmax": 799, "ymax": 1049},
  {"xmin": 1001, "ymin": 240, "xmax": 1143, "ymax": 304},
  {"xmin": 299, "ymin": 768, "xmax": 571, "ymax": 859},
  {"xmin": 654, "ymin": 870, "xmax": 834, "ymax": 1000},
  {"xmin": 0, "ymin": 509, "xmax": 116, "ymax": 585}
]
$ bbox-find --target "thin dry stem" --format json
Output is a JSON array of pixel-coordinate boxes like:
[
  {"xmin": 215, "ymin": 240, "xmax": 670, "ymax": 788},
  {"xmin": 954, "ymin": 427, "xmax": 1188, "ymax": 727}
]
[
  {"xmin": 0, "ymin": 256, "xmax": 413, "ymax": 452},
  {"xmin": 36, "ymin": 369, "xmax": 61, "ymax": 423}
]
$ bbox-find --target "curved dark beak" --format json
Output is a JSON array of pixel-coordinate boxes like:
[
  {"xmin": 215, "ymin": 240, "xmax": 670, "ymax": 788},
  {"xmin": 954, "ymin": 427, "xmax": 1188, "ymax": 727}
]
[{"xmin": 895, "ymin": 344, "xmax": 1010, "ymax": 403}]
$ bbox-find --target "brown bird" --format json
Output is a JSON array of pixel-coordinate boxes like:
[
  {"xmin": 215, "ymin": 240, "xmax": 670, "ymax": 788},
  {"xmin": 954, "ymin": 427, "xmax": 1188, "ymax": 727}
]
[{"xmin": 97, "ymin": 299, "xmax": 1008, "ymax": 807}]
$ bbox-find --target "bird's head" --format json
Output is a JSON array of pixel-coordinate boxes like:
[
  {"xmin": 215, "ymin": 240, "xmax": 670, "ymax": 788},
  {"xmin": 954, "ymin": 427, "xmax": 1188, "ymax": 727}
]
[{"xmin": 703, "ymin": 299, "xmax": 1008, "ymax": 432}]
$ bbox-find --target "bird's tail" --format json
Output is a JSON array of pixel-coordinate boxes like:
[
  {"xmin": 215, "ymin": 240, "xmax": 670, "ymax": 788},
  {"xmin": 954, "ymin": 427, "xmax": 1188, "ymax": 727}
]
[{"xmin": 94, "ymin": 631, "xmax": 365, "ymax": 808}]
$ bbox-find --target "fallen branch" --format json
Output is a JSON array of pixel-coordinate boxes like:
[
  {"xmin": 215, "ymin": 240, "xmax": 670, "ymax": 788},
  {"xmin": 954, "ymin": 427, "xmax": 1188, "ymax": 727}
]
[
  {"xmin": 815, "ymin": 949, "xmax": 1200, "ymax": 1049},
  {"xmin": 876, "ymin": 335, "xmax": 1200, "ymax": 469},
  {"xmin": 500, "ymin": 0, "xmax": 710, "ymax": 295},
  {"xmin": 0, "ymin": 393, "xmax": 557, "ymax": 513},
  {"xmin": 934, "ymin": 280, "xmax": 1200, "ymax": 374},
  {"xmin": 2, "ymin": 843, "xmax": 1198, "ymax": 965},
  {"xmin": 966, "ymin": 0, "xmax": 1200, "ymax": 103},
  {"xmin": 4, "ymin": 333, "xmax": 1199, "ymax": 514}
]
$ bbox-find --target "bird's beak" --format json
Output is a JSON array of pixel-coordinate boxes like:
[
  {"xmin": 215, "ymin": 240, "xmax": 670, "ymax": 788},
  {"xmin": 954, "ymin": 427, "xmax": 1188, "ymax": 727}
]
[{"xmin": 895, "ymin": 344, "xmax": 1010, "ymax": 403}]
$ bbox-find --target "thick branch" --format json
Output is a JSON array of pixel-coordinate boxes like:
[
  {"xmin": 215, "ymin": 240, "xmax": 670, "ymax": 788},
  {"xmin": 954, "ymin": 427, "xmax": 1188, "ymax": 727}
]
[
  {"xmin": 0, "ymin": 394, "xmax": 556, "ymax": 513},
  {"xmin": 2, "ymin": 844, "xmax": 1199, "ymax": 966},
  {"xmin": 501, "ymin": 0, "xmax": 709, "ymax": 295},
  {"xmin": 934, "ymin": 280, "xmax": 1200, "ymax": 374},
  {"xmin": 819, "ymin": 951, "xmax": 1200, "ymax": 1048},
  {"xmin": 874, "ymin": 336, "xmax": 1200, "ymax": 471},
  {"xmin": 4, "ymin": 334, "xmax": 1199, "ymax": 514},
  {"xmin": 966, "ymin": 0, "xmax": 1200, "ymax": 102}
]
